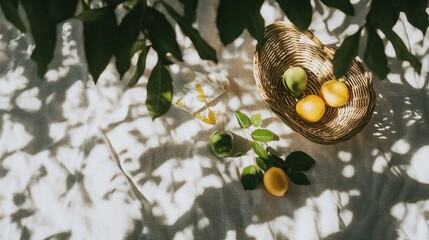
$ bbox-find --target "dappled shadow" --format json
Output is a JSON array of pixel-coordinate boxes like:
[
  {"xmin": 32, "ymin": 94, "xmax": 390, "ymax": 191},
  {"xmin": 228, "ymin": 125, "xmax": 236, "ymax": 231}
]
[
  {"xmin": 1, "ymin": 0, "xmax": 428, "ymax": 239},
  {"xmin": 0, "ymin": 10, "xmax": 142, "ymax": 239},
  {"xmin": 120, "ymin": 1, "xmax": 429, "ymax": 239}
]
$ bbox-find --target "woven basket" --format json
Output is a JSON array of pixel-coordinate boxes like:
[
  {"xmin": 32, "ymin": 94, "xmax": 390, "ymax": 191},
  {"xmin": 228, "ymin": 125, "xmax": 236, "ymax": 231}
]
[{"xmin": 253, "ymin": 22, "xmax": 376, "ymax": 144}]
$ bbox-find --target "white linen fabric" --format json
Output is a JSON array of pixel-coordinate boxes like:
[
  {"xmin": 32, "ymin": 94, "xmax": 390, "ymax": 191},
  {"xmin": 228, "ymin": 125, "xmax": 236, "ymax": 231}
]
[{"xmin": 0, "ymin": 1, "xmax": 428, "ymax": 239}]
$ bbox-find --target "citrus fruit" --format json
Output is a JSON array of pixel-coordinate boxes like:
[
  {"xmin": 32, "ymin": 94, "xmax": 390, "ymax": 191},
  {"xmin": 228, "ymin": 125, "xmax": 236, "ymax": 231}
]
[
  {"xmin": 282, "ymin": 66, "xmax": 307, "ymax": 98},
  {"xmin": 320, "ymin": 80, "xmax": 350, "ymax": 107},
  {"xmin": 296, "ymin": 95, "xmax": 325, "ymax": 123},
  {"xmin": 263, "ymin": 167, "xmax": 289, "ymax": 197},
  {"xmin": 209, "ymin": 130, "xmax": 234, "ymax": 158}
]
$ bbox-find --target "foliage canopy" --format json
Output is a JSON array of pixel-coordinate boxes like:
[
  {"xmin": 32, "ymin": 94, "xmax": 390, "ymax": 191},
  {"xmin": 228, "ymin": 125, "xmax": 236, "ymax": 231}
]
[{"xmin": 0, "ymin": 0, "xmax": 427, "ymax": 119}]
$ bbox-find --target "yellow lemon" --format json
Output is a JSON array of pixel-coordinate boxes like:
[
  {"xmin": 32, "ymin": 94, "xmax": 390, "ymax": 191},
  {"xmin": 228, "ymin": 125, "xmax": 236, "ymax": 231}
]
[
  {"xmin": 295, "ymin": 95, "xmax": 325, "ymax": 123},
  {"xmin": 263, "ymin": 167, "xmax": 289, "ymax": 197},
  {"xmin": 320, "ymin": 80, "xmax": 350, "ymax": 107}
]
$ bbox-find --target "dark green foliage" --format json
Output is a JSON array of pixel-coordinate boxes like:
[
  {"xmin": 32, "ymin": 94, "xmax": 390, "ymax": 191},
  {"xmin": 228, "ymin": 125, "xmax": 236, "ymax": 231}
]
[
  {"xmin": 364, "ymin": 25, "xmax": 389, "ymax": 79},
  {"xmin": 83, "ymin": 7, "xmax": 117, "ymax": 82},
  {"xmin": 142, "ymin": 7, "xmax": 182, "ymax": 64},
  {"xmin": 216, "ymin": 0, "xmax": 265, "ymax": 45},
  {"xmin": 162, "ymin": 2, "xmax": 217, "ymax": 62},
  {"xmin": 21, "ymin": 0, "xmax": 57, "ymax": 78},
  {"xmin": 0, "ymin": 0, "xmax": 26, "ymax": 32},
  {"xmin": 321, "ymin": 0, "xmax": 354, "ymax": 16},
  {"xmin": 146, "ymin": 62, "xmax": 173, "ymax": 120},
  {"xmin": 276, "ymin": 0, "xmax": 312, "ymax": 31},
  {"xmin": 115, "ymin": 3, "xmax": 144, "ymax": 78},
  {"xmin": 332, "ymin": 29, "xmax": 361, "ymax": 78},
  {"xmin": 0, "ymin": 0, "xmax": 427, "ymax": 117}
]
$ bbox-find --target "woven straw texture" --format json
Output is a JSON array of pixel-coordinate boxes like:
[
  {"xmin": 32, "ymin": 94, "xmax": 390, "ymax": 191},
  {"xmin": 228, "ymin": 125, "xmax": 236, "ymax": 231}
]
[{"xmin": 253, "ymin": 22, "xmax": 376, "ymax": 144}]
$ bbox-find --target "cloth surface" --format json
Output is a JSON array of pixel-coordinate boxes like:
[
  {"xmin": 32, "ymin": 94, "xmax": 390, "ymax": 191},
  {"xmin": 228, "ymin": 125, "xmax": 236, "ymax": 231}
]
[{"xmin": 1, "ymin": 1, "xmax": 428, "ymax": 239}]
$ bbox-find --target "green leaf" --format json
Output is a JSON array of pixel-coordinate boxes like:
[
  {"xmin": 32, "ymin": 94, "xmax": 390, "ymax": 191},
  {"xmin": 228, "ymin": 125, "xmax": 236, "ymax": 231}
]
[
  {"xmin": 103, "ymin": 0, "xmax": 128, "ymax": 6},
  {"xmin": 77, "ymin": 7, "xmax": 111, "ymax": 22},
  {"xmin": 115, "ymin": 2, "xmax": 144, "ymax": 78},
  {"xmin": 250, "ymin": 113, "xmax": 262, "ymax": 127},
  {"xmin": 276, "ymin": 0, "xmax": 312, "ymax": 30},
  {"xmin": 332, "ymin": 29, "xmax": 361, "ymax": 78},
  {"xmin": 48, "ymin": 0, "xmax": 78, "ymax": 23},
  {"xmin": 364, "ymin": 25, "xmax": 389, "ymax": 79},
  {"xmin": 83, "ymin": 7, "xmax": 117, "ymax": 82},
  {"xmin": 256, "ymin": 157, "xmax": 267, "ymax": 171},
  {"xmin": 366, "ymin": 0, "xmax": 399, "ymax": 30},
  {"xmin": 399, "ymin": 0, "xmax": 428, "ymax": 35},
  {"xmin": 252, "ymin": 141, "xmax": 268, "ymax": 159},
  {"xmin": 128, "ymin": 45, "xmax": 150, "ymax": 87},
  {"xmin": 123, "ymin": 0, "xmax": 141, "ymax": 10},
  {"xmin": 0, "ymin": 0, "xmax": 26, "ymax": 32},
  {"xmin": 287, "ymin": 171, "xmax": 310, "ymax": 185},
  {"xmin": 130, "ymin": 39, "xmax": 146, "ymax": 57},
  {"xmin": 146, "ymin": 62, "xmax": 173, "ymax": 119},
  {"xmin": 143, "ymin": 7, "xmax": 183, "ymax": 64},
  {"xmin": 216, "ymin": 0, "xmax": 246, "ymax": 45},
  {"xmin": 21, "ymin": 0, "xmax": 57, "ymax": 78},
  {"xmin": 183, "ymin": 0, "xmax": 198, "ymax": 24},
  {"xmin": 235, "ymin": 111, "xmax": 250, "ymax": 128},
  {"xmin": 234, "ymin": 152, "xmax": 246, "ymax": 158},
  {"xmin": 381, "ymin": 28, "xmax": 422, "ymax": 74},
  {"xmin": 284, "ymin": 151, "xmax": 316, "ymax": 171},
  {"xmin": 243, "ymin": 0, "xmax": 265, "ymax": 45},
  {"xmin": 268, "ymin": 153, "xmax": 286, "ymax": 168},
  {"xmin": 162, "ymin": 2, "xmax": 218, "ymax": 62},
  {"xmin": 241, "ymin": 165, "xmax": 263, "ymax": 190},
  {"xmin": 251, "ymin": 129, "xmax": 274, "ymax": 142},
  {"xmin": 321, "ymin": 0, "xmax": 354, "ymax": 16}
]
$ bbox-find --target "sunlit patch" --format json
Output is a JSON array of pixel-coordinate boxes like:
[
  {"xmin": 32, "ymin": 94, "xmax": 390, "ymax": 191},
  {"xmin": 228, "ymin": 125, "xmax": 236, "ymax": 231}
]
[
  {"xmin": 0, "ymin": 115, "xmax": 33, "ymax": 153},
  {"xmin": 246, "ymin": 222, "xmax": 276, "ymax": 239},
  {"xmin": 407, "ymin": 145, "xmax": 429, "ymax": 184},
  {"xmin": 0, "ymin": 67, "xmax": 28, "ymax": 95},
  {"xmin": 62, "ymin": 81, "xmax": 87, "ymax": 125},
  {"xmin": 233, "ymin": 37, "xmax": 245, "ymax": 48},
  {"xmin": 342, "ymin": 165, "xmax": 355, "ymax": 178},
  {"xmin": 221, "ymin": 230, "xmax": 235, "ymax": 240},
  {"xmin": 403, "ymin": 109, "xmax": 423, "ymax": 127},
  {"xmin": 49, "ymin": 122, "xmax": 67, "ymax": 142},
  {"xmin": 338, "ymin": 151, "xmax": 352, "ymax": 162},
  {"xmin": 173, "ymin": 226, "xmax": 194, "ymax": 240},
  {"xmin": 391, "ymin": 202, "xmax": 406, "ymax": 219},
  {"xmin": 197, "ymin": 216, "xmax": 210, "ymax": 229},
  {"xmin": 390, "ymin": 202, "xmax": 429, "ymax": 239},
  {"xmin": 241, "ymin": 93, "xmax": 257, "ymax": 106},
  {"xmin": 170, "ymin": 120, "xmax": 202, "ymax": 144},
  {"xmin": 260, "ymin": 2, "xmax": 276, "ymax": 24},
  {"xmin": 340, "ymin": 209, "xmax": 353, "ymax": 227},
  {"xmin": 386, "ymin": 73, "xmax": 402, "ymax": 84},
  {"xmin": 227, "ymin": 96, "xmax": 241, "ymax": 111},
  {"xmin": 15, "ymin": 87, "xmax": 42, "ymax": 112},
  {"xmin": 327, "ymin": 11, "xmax": 346, "ymax": 31},
  {"xmin": 404, "ymin": 67, "xmax": 425, "ymax": 89},
  {"xmin": 372, "ymin": 153, "xmax": 391, "ymax": 173},
  {"xmin": 69, "ymin": 125, "xmax": 88, "ymax": 147},
  {"xmin": 390, "ymin": 139, "xmax": 410, "ymax": 155},
  {"xmin": 348, "ymin": 189, "xmax": 360, "ymax": 197}
]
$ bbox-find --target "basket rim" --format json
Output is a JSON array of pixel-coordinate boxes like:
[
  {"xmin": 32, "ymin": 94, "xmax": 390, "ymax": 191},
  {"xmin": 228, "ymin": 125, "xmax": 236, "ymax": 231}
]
[{"xmin": 253, "ymin": 21, "xmax": 376, "ymax": 144}]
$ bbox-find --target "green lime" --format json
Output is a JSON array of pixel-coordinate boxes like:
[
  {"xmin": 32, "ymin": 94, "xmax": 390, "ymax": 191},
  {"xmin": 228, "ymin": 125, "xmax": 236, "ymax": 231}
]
[
  {"xmin": 209, "ymin": 130, "xmax": 234, "ymax": 158},
  {"xmin": 282, "ymin": 66, "xmax": 307, "ymax": 98}
]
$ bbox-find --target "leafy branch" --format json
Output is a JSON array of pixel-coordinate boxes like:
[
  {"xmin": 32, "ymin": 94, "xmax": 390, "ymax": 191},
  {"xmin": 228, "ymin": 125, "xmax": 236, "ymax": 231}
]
[
  {"xmin": 234, "ymin": 111, "xmax": 315, "ymax": 191},
  {"xmin": 1, "ymin": 0, "xmax": 427, "ymax": 120}
]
